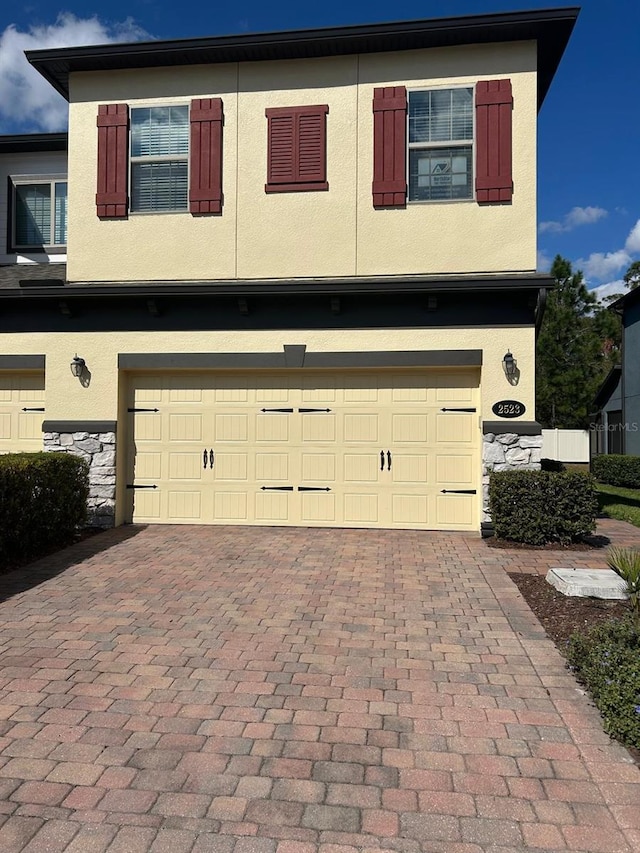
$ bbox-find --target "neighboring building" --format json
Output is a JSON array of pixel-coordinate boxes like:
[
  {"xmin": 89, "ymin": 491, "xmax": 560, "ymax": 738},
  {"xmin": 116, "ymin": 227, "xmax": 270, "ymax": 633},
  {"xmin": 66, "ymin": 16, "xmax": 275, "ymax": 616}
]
[
  {"xmin": 592, "ymin": 287, "xmax": 640, "ymax": 456},
  {"xmin": 0, "ymin": 8, "xmax": 578, "ymax": 530}
]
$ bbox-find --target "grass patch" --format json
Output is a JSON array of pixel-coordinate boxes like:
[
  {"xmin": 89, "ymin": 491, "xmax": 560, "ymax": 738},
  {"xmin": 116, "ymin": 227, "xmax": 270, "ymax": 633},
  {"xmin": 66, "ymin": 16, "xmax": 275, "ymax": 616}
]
[{"xmin": 597, "ymin": 483, "xmax": 640, "ymax": 528}]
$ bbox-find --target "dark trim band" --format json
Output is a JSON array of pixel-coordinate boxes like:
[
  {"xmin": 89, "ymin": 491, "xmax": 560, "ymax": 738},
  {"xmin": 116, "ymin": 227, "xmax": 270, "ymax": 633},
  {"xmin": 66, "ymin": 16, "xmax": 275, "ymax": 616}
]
[
  {"xmin": 483, "ymin": 420, "xmax": 541, "ymax": 435},
  {"xmin": 43, "ymin": 420, "xmax": 117, "ymax": 433},
  {"xmin": 118, "ymin": 349, "xmax": 483, "ymax": 371},
  {"xmin": 0, "ymin": 354, "xmax": 45, "ymax": 369}
]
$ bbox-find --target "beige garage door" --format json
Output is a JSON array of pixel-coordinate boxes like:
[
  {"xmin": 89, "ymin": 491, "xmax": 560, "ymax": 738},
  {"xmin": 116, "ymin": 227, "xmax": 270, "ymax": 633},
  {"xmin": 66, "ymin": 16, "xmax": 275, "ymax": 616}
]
[
  {"xmin": 0, "ymin": 373, "xmax": 46, "ymax": 454},
  {"xmin": 127, "ymin": 370, "xmax": 480, "ymax": 530}
]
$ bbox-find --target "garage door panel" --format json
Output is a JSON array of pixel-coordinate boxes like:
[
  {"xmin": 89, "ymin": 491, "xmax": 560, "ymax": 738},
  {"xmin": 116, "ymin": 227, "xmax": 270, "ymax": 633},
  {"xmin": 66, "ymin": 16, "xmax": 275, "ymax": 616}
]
[
  {"xmin": 344, "ymin": 493, "xmax": 378, "ymax": 523},
  {"xmin": 169, "ymin": 413, "xmax": 202, "ymax": 442},
  {"xmin": 437, "ymin": 493, "xmax": 474, "ymax": 527},
  {"xmin": 302, "ymin": 453, "xmax": 336, "ymax": 483},
  {"xmin": 0, "ymin": 372, "xmax": 46, "ymax": 453},
  {"xmin": 216, "ymin": 453, "xmax": 249, "ymax": 481},
  {"xmin": 436, "ymin": 413, "xmax": 473, "ymax": 443},
  {"xmin": 214, "ymin": 492, "xmax": 248, "ymax": 520},
  {"xmin": 215, "ymin": 414, "xmax": 248, "ymax": 442},
  {"xmin": 392, "ymin": 454, "xmax": 427, "ymax": 484},
  {"xmin": 302, "ymin": 413, "xmax": 335, "ymax": 443},
  {"xmin": 256, "ymin": 491, "xmax": 290, "ymax": 521},
  {"xmin": 301, "ymin": 492, "xmax": 336, "ymax": 522},
  {"xmin": 168, "ymin": 490, "xmax": 202, "ymax": 520},
  {"xmin": 256, "ymin": 453, "xmax": 288, "ymax": 481},
  {"xmin": 256, "ymin": 413, "xmax": 290, "ymax": 442},
  {"xmin": 129, "ymin": 369, "xmax": 479, "ymax": 530}
]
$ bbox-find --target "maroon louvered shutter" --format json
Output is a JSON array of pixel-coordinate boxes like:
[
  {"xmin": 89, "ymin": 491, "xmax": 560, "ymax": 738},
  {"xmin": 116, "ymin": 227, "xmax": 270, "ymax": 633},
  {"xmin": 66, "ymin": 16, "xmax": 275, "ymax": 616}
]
[
  {"xmin": 372, "ymin": 86, "xmax": 407, "ymax": 208},
  {"xmin": 96, "ymin": 104, "xmax": 128, "ymax": 218},
  {"xmin": 475, "ymin": 80, "xmax": 513, "ymax": 204},
  {"xmin": 265, "ymin": 105, "xmax": 329, "ymax": 193},
  {"xmin": 189, "ymin": 98, "xmax": 223, "ymax": 215}
]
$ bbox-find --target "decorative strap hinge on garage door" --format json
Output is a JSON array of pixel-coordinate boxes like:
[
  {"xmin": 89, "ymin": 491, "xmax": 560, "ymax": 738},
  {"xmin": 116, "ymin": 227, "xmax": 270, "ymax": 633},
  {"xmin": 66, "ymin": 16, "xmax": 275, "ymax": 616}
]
[
  {"xmin": 261, "ymin": 486, "xmax": 294, "ymax": 491},
  {"xmin": 260, "ymin": 408, "xmax": 294, "ymax": 413},
  {"xmin": 298, "ymin": 486, "xmax": 331, "ymax": 492},
  {"xmin": 128, "ymin": 408, "xmax": 159, "ymax": 413},
  {"xmin": 298, "ymin": 408, "xmax": 331, "ymax": 413},
  {"xmin": 127, "ymin": 484, "xmax": 158, "ymax": 489},
  {"xmin": 440, "ymin": 408, "xmax": 477, "ymax": 412},
  {"xmin": 22, "ymin": 407, "xmax": 45, "ymax": 412},
  {"xmin": 441, "ymin": 489, "xmax": 477, "ymax": 494}
]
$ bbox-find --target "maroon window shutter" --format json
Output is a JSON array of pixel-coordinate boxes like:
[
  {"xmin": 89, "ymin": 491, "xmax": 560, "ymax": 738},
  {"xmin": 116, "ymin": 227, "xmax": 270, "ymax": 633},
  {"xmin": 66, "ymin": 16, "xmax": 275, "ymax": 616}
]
[
  {"xmin": 475, "ymin": 79, "xmax": 513, "ymax": 204},
  {"xmin": 96, "ymin": 104, "xmax": 128, "ymax": 218},
  {"xmin": 189, "ymin": 98, "xmax": 223, "ymax": 215},
  {"xmin": 372, "ymin": 86, "xmax": 407, "ymax": 208},
  {"xmin": 265, "ymin": 105, "xmax": 329, "ymax": 193}
]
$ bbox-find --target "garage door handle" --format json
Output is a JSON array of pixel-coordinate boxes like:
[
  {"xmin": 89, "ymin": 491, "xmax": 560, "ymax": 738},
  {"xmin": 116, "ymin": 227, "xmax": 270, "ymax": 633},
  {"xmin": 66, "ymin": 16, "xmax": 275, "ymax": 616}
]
[
  {"xmin": 380, "ymin": 450, "xmax": 385, "ymax": 471},
  {"xmin": 210, "ymin": 449, "xmax": 214, "ymax": 469},
  {"xmin": 441, "ymin": 489, "xmax": 477, "ymax": 494},
  {"xmin": 203, "ymin": 449, "xmax": 208, "ymax": 469},
  {"xmin": 387, "ymin": 450, "xmax": 392, "ymax": 471}
]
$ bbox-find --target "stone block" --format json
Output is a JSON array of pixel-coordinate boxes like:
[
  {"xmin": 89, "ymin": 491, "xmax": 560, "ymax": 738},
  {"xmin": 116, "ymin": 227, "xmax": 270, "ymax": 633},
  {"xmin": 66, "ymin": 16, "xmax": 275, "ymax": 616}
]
[
  {"xmin": 519, "ymin": 435, "xmax": 543, "ymax": 448},
  {"xmin": 89, "ymin": 473, "xmax": 116, "ymax": 486},
  {"xmin": 495, "ymin": 433, "xmax": 519, "ymax": 445},
  {"xmin": 530, "ymin": 448, "xmax": 542, "ymax": 463},
  {"xmin": 74, "ymin": 438, "xmax": 101, "ymax": 454},
  {"xmin": 546, "ymin": 568, "xmax": 628, "ymax": 600},
  {"xmin": 90, "ymin": 485, "xmax": 117, "ymax": 500},
  {"xmin": 484, "ymin": 433, "xmax": 495, "ymax": 443},
  {"xmin": 99, "ymin": 432, "xmax": 116, "ymax": 444},
  {"xmin": 505, "ymin": 448, "xmax": 530, "ymax": 464},
  {"xmin": 483, "ymin": 442, "xmax": 505, "ymax": 464},
  {"xmin": 43, "ymin": 433, "xmax": 59, "ymax": 441},
  {"xmin": 59, "ymin": 434, "xmax": 74, "ymax": 446},
  {"xmin": 72, "ymin": 432, "xmax": 89, "ymax": 440},
  {"xmin": 93, "ymin": 451, "xmax": 116, "ymax": 467}
]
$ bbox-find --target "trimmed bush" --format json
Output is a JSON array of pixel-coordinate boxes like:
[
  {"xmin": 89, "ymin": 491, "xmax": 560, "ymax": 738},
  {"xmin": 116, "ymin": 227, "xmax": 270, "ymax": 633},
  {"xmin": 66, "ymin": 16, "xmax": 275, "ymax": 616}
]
[
  {"xmin": 0, "ymin": 452, "xmax": 89, "ymax": 569},
  {"xmin": 489, "ymin": 469, "xmax": 598, "ymax": 545},
  {"xmin": 592, "ymin": 454, "xmax": 640, "ymax": 489},
  {"xmin": 567, "ymin": 618, "xmax": 640, "ymax": 749}
]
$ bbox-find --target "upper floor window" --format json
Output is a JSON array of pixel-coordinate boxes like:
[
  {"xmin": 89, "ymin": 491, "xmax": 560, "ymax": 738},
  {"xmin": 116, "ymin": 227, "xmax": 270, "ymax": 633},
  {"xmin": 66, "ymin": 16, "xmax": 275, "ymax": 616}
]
[
  {"xmin": 130, "ymin": 105, "xmax": 189, "ymax": 212},
  {"xmin": 408, "ymin": 88, "xmax": 473, "ymax": 202},
  {"xmin": 12, "ymin": 177, "xmax": 67, "ymax": 250}
]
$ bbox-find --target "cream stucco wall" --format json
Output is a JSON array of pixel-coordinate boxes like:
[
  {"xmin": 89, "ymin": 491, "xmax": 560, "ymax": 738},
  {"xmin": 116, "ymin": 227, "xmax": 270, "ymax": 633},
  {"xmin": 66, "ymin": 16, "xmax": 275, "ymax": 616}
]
[
  {"xmin": 66, "ymin": 41, "xmax": 537, "ymax": 283},
  {"xmin": 0, "ymin": 325, "xmax": 534, "ymax": 424}
]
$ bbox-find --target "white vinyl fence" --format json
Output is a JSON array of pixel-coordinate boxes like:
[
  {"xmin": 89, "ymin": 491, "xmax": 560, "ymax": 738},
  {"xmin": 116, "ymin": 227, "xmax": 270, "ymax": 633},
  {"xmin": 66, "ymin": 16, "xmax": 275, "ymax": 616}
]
[{"xmin": 541, "ymin": 429, "xmax": 590, "ymax": 463}]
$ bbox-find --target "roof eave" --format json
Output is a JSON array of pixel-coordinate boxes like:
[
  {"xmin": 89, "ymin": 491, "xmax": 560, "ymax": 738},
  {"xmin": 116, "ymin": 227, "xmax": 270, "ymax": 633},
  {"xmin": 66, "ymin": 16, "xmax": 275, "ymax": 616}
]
[{"xmin": 26, "ymin": 7, "xmax": 579, "ymax": 108}]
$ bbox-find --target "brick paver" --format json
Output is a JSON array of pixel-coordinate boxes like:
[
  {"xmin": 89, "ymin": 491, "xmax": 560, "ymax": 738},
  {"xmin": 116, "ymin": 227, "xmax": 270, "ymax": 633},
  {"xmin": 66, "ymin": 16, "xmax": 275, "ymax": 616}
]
[{"xmin": 0, "ymin": 518, "xmax": 638, "ymax": 852}]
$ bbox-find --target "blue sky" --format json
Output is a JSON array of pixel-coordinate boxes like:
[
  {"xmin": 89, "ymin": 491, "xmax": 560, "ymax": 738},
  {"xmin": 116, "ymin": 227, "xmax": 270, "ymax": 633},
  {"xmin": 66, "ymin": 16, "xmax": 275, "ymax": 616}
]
[{"xmin": 1, "ymin": 1, "xmax": 638, "ymax": 297}]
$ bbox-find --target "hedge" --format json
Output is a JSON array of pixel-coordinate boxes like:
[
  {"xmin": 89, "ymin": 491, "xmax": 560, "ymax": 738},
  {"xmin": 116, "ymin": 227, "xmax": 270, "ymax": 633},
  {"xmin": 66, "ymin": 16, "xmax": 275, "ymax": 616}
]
[
  {"xmin": 567, "ymin": 618, "xmax": 640, "ymax": 749},
  {"xmin": 0, "ymin": 452, "xmax": 89, "ymax": 568},
  {"xmin": 592, "ymin": 454, "xmax": 640, "ymax": 489},
  {"xmin": 489, "ymin": 469, "xmax": 598, "ymax": 545}
]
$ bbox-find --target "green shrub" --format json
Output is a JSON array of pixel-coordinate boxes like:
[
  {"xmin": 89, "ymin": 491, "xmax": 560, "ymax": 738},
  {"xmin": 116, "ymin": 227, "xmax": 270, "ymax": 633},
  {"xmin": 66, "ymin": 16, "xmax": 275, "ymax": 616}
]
[
  {"xmin": 592, "ymin": 454, "xmax": 640, "ymax": 489},
  {"xmin": 607, "ymin": 548, "xmax": 640, "ymax": 629},
  {"xmin": 0, "ymin": 452, "xmax": 89, "ymax": 568},
  {"xmin": 489, "ymin": 469, "xmax": 598, "ymax": 545},
  {"xmin": 567, "ymin": 618, "xmax": 640, "ymax": 749}
]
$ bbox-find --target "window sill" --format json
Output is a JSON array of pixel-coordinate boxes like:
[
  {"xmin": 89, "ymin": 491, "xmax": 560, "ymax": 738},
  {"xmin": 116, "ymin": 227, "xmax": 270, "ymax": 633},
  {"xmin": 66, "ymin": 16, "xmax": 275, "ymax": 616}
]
[{"xmin": 265, "ymin": 182, "xmax": 329, "ymax": 194}]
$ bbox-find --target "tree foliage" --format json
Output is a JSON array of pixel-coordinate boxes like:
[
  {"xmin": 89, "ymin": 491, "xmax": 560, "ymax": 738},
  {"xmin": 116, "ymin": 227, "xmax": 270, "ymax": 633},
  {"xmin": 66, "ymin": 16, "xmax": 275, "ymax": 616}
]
[
  {"xmin": 624, "ymin": 260, "xmax": 640, "ymax": 291},
  {"xmin": 536, "ymin": 255, "xmax": 620, "ymax": 429}
]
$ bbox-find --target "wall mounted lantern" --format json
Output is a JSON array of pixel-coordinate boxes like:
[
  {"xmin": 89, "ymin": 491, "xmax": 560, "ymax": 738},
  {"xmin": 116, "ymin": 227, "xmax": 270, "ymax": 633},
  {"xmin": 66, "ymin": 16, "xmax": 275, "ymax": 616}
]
[
  {"xmin": 502, "ymin": 351, "xmax": 517, "ymax": 379},
  {"xmin": 70, "ymin": 355, "xmax": 86, "ymax": 378}
]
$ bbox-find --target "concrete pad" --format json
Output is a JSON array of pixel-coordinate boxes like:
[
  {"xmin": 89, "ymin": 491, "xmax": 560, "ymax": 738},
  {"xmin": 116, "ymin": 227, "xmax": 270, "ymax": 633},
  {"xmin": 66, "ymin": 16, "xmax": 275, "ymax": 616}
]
[{"xmin": 546, "ymin": 567, "xmax": 628, "ymax": 599}]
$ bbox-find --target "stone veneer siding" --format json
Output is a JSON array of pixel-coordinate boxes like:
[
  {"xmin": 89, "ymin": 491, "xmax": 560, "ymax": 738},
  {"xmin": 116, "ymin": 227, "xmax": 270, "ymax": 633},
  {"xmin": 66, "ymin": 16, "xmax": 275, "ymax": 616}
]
[
  {"xmin": 482, "ymin": 431, "xmax": 543, "ymax": 522},
  {"xmin": 43, "ymin": 431, "xmax": 116, "ymax": 528}
]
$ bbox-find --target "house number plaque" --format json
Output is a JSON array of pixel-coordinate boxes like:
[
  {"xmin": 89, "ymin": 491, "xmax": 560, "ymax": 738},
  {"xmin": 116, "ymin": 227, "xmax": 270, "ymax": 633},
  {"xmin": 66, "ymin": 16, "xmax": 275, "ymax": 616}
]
[{"xmin": 492, "ymin": 400, "xmax": 526, "ymax": 418}]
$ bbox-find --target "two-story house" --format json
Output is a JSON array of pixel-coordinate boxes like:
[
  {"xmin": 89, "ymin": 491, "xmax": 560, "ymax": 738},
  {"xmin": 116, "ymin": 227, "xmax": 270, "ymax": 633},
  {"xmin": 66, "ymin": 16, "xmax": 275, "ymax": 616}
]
[{"xmin": 0, "ymin": 7, "xmax": 578, "ymax": 531}]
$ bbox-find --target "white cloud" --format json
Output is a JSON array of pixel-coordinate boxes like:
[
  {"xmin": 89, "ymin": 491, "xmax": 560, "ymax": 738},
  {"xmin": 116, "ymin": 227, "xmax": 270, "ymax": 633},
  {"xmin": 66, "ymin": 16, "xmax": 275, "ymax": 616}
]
[
  {"xmin": 0, "ymin": 14, "xmax": 151, "ymax": 132},
  {"xmin": 576, "ymin": 249, "xmax": 631, "ymax": 282},
  {"xmin": 590, "ymin": 279, "xmax": 626, "ymax": 304},
  {"xmin": 537, "ymin": 249, "xmax": 552, "ymax": 272},
  {"xmin": 539, "ymin": 205, "xmax": 607, "ymax": 234},
  {"xmin": 625, "ymin": 219, "xmax": 640, "ymax": 253}
]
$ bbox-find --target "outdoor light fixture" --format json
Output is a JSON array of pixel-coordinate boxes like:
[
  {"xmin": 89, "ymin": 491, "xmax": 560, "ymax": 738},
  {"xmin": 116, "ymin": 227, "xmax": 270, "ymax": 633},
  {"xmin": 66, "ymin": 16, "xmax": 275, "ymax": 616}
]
[
  {"xmin": 502, "ymin": 351, "xmax": 517, "ymax": 378},
  {"xmin": 70, "ymin": 355, "xmax": 86, "ymax": 378}
]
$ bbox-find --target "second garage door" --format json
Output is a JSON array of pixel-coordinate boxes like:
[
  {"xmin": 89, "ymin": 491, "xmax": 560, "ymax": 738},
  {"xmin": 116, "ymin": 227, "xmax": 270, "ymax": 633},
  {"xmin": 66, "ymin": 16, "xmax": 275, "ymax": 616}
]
[{"xmin": 127, "ymin": 370, "xmax": 480, "ymax": 530}]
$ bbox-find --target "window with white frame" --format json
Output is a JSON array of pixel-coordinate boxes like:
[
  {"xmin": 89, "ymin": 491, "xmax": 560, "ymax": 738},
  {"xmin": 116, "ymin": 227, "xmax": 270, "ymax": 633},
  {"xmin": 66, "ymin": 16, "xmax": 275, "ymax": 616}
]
[
  {"xmin": 408, "ymin": 88, "xmax": 473, "ymax": 202},
  {"xmin": 12, "ymin": 177, "xmax": 67, "ymax": 250},
  {"xmin": 130, "ymin": 105, "xmax": 189, "ymax": 212}
]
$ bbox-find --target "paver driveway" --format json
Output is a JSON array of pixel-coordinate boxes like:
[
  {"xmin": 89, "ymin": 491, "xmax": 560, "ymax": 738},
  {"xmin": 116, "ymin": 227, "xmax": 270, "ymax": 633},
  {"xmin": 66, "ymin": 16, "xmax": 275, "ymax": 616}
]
[{"xmin": 0, "ymin": 524, "xmax": 638, "ymax": 853}]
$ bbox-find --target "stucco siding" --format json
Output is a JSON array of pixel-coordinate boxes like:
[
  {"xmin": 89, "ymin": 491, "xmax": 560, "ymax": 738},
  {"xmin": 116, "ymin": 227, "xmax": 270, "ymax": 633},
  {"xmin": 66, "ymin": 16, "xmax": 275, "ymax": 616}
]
[{"xmin": 66, "ymin": 40, "xmax": 537, "ymax": 283}]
